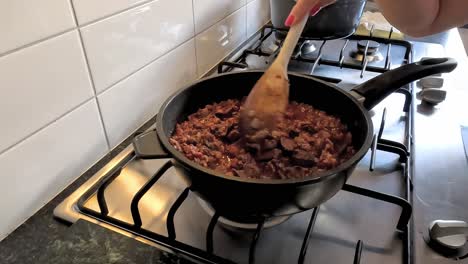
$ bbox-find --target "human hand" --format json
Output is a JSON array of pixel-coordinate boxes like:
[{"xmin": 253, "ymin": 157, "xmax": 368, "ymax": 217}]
[{"xmin": 285, "ymin": 0, "xmax": 337, "ymax": 26}]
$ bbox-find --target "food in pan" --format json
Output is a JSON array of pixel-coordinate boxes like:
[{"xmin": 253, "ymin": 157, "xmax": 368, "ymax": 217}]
[{"xmin": 170, "ymin": 99, "xmax": 356, "ymax": 179}]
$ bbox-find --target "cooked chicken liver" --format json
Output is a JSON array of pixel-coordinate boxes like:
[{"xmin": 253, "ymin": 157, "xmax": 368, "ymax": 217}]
[{"xmin": 170, "ymin": 99, "xmax": 355, "ymax": 179}]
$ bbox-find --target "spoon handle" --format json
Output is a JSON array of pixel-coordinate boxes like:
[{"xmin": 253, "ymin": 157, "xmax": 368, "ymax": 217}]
[{"xmin": 275, "ymin": 15, "xmax": 309, "ymax": 70}]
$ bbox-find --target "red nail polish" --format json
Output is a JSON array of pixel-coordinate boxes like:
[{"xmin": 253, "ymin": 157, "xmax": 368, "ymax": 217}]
[
  {"xmin": 310, "ymin": 4, "xmax": 321, "ymax": 16},
  {"xmin": 285, "ymin": 14, "xmax": 295, "ymax": 27}
]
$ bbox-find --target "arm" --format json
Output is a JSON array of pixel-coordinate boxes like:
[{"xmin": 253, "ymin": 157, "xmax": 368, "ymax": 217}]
[
  {"xmin": 288, "ymin": 0, "xmax": 468, "ymax": 37},
  {"xmin": 375, "ymin": 0, "xmax": 468, "ymax": 37}
]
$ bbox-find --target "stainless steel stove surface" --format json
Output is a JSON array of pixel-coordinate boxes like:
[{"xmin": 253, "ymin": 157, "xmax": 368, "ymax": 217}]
[{"xmin": 55, "ymin": 25, "xmax": 447, "ymax": 264}]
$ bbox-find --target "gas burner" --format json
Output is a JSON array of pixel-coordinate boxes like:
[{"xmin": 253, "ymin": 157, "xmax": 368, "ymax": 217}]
[
  {"xmin": 300, "ymin": 41, "xmax": 317, "ymax": 56},
  {"xmin": 274, "ymin": 37, "xmax": 305, "ymax": 58},
  {"xmin": 197, "ymin": 198, "xmax": 291, "ymax": 230},
  {"xmin": 351, "ymin": 40, "xmax": 384, "ymax": 63},
  {"xmin": 273, "ymin": 36, "xmax": 304, "ymax": 57},
  {"xmin": 358, "ymin": 40, "xmax": 380, "ymax": 54},
  {"xmin": 260, "ymin": 38, "xmax": 279, "ymax": 54},
  {"xmin": 274, "ymin": 36, "xmax": 282, "ymax": 46}
]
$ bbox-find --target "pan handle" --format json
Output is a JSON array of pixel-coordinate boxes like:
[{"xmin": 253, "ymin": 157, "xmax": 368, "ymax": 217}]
[
  {"xmin": 350, "ymin": 57, "xmax": 457, "ymax": 110},
  {"xmin": 133, "ymin": 129, "xmax": 171, "ymax": 159}
]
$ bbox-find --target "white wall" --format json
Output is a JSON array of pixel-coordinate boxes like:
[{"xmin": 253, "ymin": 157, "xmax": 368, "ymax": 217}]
[{"xmin": 0, "ymin": 0, "xmax": 270, "ymax": 240}]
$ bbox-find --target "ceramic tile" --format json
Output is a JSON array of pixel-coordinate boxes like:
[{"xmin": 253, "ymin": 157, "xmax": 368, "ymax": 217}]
[
  {"xmin": 80, "ymin": 0, "xmax": 194, "ymax": 92},
  {"xmin": 0, "ymin": 0, "xmax": 75, "ymax": 54},
  {"xmin": 0, "ymin": 100, "xmax": 108, "ymax": 240},
  {"xmin": 247, "ymin": 0, "xmax": 271, "ymax": 36},
  {"xmin": 98, "ymin": 39, "xmax": 197, "ymax": 148},
  {"xmin": 196, "ymin": 7, "xmax": 247, "ymax": 77},
  {"xmin": 0, "ymin": 31, "xmax": 94, "ymax": 153},
  {"xmin": 193, "ymin": 0, "xmax": 246, "ymax": 34},
  {"xmin": 72, "ymin": 0, "xmax": 151, "ymax": 25}
]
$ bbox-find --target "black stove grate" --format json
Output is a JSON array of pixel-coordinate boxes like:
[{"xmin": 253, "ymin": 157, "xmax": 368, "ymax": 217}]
[
  {"xmin": 74, "ymin": 24, "xmax": 415, "ymax": 264},
  {"xmin": 75, "ymin": 126, "xmax": 413, "ymax": 264},
  {"xmin": 76, "ymin": 152, "xmax": 412, "ymax": 264},
  {"xmin": 217, "ymin": 24, "xmax": 413, "ymax": 113},
  {"xmin": 217, "ymin": 24, "xmax": 412, "ymax": 76}
]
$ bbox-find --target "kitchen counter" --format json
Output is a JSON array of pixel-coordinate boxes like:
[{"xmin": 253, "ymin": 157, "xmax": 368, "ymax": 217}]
[
  {"xmin": 5, "ymin": 219, "xmax": 186, "ymax": 264},
  {"xmin": 408, "ymin": 29, "xmax": 468, "ymax": 263},
  {"xmin": 1, "ymin": 29, "xmax": 467, "ymax": 263}
]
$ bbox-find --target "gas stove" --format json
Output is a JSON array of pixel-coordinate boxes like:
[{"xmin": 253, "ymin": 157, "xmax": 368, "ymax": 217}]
[{"xmin": 54, "ymin": 25, "xmax": 457, "ymax": 264}]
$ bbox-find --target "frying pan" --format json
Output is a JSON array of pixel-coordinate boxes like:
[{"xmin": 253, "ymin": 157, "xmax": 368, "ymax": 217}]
[{"xmin": 134, "ymin": 58, "xmax": 457, "ymax": 223}]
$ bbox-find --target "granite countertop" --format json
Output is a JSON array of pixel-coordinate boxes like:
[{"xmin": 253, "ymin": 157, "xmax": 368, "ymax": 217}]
[
  {"xmin": 1, "ymin": 29, "xmax": 467, "ymax": 264},
  {"xmin": 4, "ymin": 219, "xmax": 188, "ymax": 264}
]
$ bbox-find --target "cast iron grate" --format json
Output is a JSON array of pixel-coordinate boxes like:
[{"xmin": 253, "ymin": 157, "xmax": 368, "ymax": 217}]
[
  {"xmin": 74, "ymin": 24, "xmax": 415, "ymax": 264},
  {"xmin": 217, "ymin": 24, "xmax": 413, "ymax": 113},
  {"xmin": 75, "ymin": 129, "xmax": 413, "ymax": 264},
  {"xmin": 218, "ymin": 24, "xmax": 411, "ymax": 76}
]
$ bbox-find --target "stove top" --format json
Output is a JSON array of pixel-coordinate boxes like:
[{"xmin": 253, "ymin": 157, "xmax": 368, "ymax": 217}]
[
  {"xmin": 55, "ymin": 25, "xmax": 424, "ymax": 264},
  {"xmin": 218, "ymin": 25, "xmax": 411, "ymax": 85}
]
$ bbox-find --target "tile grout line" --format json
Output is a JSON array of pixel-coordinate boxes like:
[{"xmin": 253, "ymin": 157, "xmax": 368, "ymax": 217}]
[
  {"xmin": 92, "ymin": 0, "xmax": 249, "ymax": 91},
  {"xmin": 1, "ymin": 0, "xmax": 244, "ymax": 71},
  {"xmin": 79, "ymin": 1, "xmax": 250, "ymax": 96},
  {"xmin": 191, "ymin": 0, "xmax": 199, "ymax": 77},
  {"xmin": 245, "ymin": 1, "xmax": 248, "ymax": 41},
  {"xmin": 0, "ymin": 97, "xmax": 95, "ymax": 157},
  {"xmin": 195, "ymin": 2, "xmax": 248, "ymax": 36},
  {"xmin": 193, "ymin": 2, "xmax": 249, "ymax": 77},
  {"xmin": 0, "ymin": 27, "xmax": 77, "ymax": 59},
  {"xmin": 69, "ymin": 0, "xmax": 111, "ymax": 150},
  {"xmin": 95, "ymin": 36, "xmax": 196, "ymax": 96},
  {"xmin": 0, "ymin": 35, "xmax": 196, "ymax": 156},
  {"xmin": 0, "ymin": 0, "xmax": 157, "ymax": 60},
  {"xmin": 0, "ymin": 0, "xmax": 249, "ymax": 60},
  {"xmin": 78, "ymin": 0, "xmax": 156, "ymax": 28},
  {"xmin": 0, "ymin": 0, "xmax": 254, "ymax": 155}
]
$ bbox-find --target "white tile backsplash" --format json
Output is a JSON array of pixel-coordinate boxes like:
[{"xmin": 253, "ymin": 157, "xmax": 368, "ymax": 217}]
[
  {"xmin": 196, "ymin": 7, "xmax": 247, "ymax": 77},
  {"xmin": 0, "ymin": 31, "xmax": 94, "ymax": 153},
  {"xmin": 80, "ymin": 0, "xmax": 194, "ymax": 93},
  {"xmin": 0, "ymin": 0, "xmax": 259, "ymax": 240},
  {"xmin": 247, "ymin": 0, "xmax": 271, "ymax": 36},
  {"xmin": 0, "ymin": 0, "xmax": 76, "ymax": 54},
  {"xmin": 98, "ymin": 39, "xmax": 197, "ymax": 148},
  {"xmin": 72, "ymin": 0, "xmax": 150, "ymax": 25},
  {"xmin": 0, "ymin": 99, "xmax": 108, "ymax": 240},
  {"xmin": 194, "ymin": 0, "xmax": 246, "ymax": 34}
]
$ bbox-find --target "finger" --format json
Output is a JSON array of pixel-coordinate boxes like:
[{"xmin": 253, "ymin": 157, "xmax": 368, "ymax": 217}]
[
  {"xmin": 309, "ymin": 5, "xmax": 321, "ymax": 16},
  {"xmin": 285, "ymin": 0, "xmax": 318, "ymax": 26}
]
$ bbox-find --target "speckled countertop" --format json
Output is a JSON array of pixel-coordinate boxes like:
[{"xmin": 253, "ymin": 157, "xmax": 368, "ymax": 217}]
[{"xmin": 0, "ymin": 116, "xmax": 192, "ymax": 264}]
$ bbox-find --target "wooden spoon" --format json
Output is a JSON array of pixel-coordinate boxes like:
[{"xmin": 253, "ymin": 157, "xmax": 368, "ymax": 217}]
[{"xmin": 240, "ymin": 15, "xmax": 309, "ymax": 139}]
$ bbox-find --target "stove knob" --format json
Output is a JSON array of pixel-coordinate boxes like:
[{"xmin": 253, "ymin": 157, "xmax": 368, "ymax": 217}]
[
  {"xmin": 421, "ymin": 88, "xmax": 447, "ymax": 105},
  {"xmin": 429, "ymin": 220, "xmax": 468, "ymax": 249},
  {"xmin": 419, "ymin": 77, "xmax": 444, "ymax": 89}
]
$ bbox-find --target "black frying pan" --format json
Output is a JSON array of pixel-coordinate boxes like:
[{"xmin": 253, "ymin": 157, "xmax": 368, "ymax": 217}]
[{"xmin": 134, "ymin": 58, "xmax": 457, "ymax": 223}]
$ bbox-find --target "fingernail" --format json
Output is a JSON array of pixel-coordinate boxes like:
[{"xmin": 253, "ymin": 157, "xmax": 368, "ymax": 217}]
[
  {"xmin": 284, "ymin": 14, "xmax": 295, "ymax": 27},
  {"xmin": 310, "ymin": 4, "xmax": 321, "ymax": 16}
]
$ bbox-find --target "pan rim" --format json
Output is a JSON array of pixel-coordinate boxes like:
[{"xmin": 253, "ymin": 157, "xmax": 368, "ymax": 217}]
[{"xmin": 156, "ymin": 70, "xmax": 374, "ymax": 185}]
